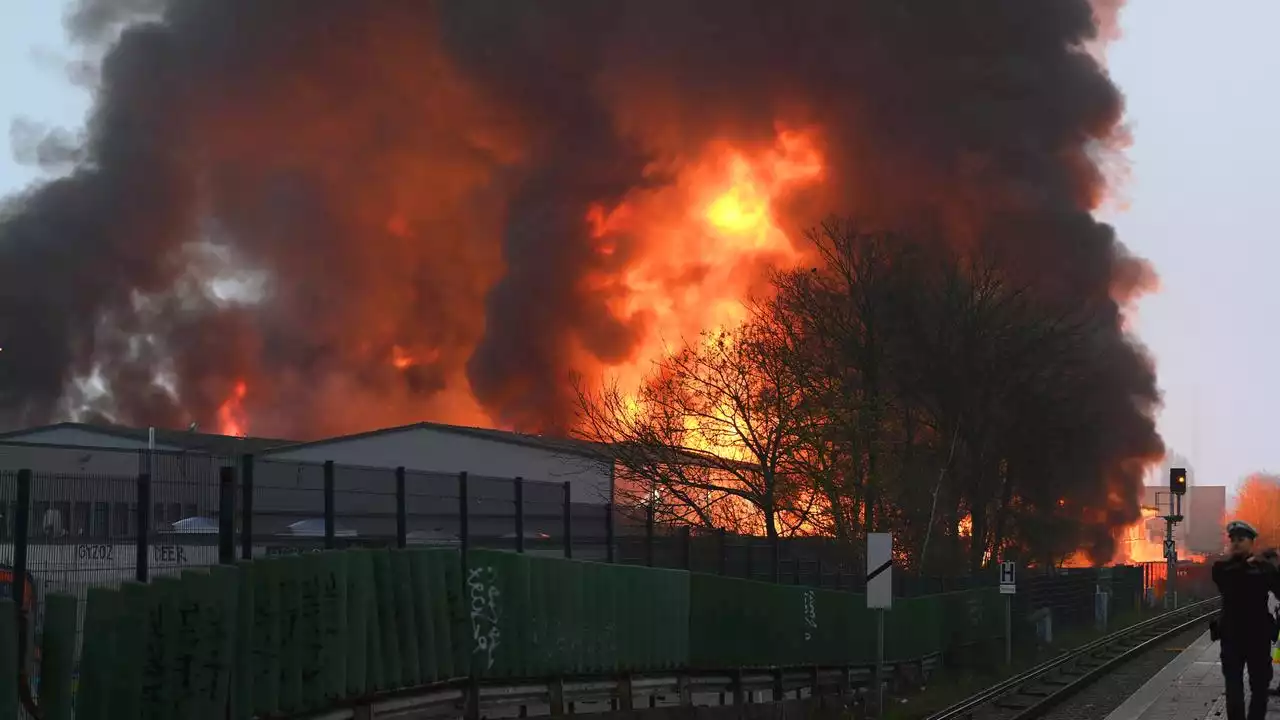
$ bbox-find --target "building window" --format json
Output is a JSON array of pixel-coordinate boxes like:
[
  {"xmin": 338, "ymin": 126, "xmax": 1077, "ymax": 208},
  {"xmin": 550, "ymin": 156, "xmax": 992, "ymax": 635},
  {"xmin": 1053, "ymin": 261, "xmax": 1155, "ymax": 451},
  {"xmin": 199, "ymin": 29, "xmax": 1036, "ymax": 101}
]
[
  {"xmin": 32, "ymin": 502, "xmax": 49, "ymax": 538},
  {"xmin": 112, "ymin": 503, "xmax": 130, "ymax": 537},
  {"xmin": 52, "ymin": 502, "xmax": 70, "ymax": 539},
  {"xmin": 183, "ymin": 504, "xmax": 197, "ymax": 521},
  {"xmin": 92, "ymin": 503, "xmax": 110, "ymax": 539},
  {"xmin": 168, "ymin": 503, "xmax": 181, "ymax": 524},
  {"xmin": 73, "ymin": 502, "xmax": 91, "ymax": 537}
]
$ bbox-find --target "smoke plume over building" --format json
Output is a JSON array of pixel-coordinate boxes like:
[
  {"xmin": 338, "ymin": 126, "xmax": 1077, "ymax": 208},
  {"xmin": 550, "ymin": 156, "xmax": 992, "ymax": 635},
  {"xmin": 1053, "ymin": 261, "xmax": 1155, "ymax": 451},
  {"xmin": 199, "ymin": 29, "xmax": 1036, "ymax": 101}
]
[{"xmin": 1, "ymin": 0, "xmax": 1161, "ymax": 546}]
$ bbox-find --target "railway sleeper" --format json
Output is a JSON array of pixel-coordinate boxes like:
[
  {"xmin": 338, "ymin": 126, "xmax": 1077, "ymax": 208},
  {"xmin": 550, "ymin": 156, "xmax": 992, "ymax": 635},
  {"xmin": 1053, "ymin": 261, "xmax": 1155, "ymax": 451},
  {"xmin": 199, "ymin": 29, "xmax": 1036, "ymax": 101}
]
[{"xmin": 1020, "ymin": 688, "xmax": 1052, "ymax": 697}]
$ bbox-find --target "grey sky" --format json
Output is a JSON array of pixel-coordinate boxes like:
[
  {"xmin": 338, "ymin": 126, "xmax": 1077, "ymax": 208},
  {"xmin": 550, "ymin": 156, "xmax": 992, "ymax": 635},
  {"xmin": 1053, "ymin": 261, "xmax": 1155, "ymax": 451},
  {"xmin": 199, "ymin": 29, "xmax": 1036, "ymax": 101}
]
[{"xmin": 0, "ymin": 1, "xmax": 1272, "ymax": 492}]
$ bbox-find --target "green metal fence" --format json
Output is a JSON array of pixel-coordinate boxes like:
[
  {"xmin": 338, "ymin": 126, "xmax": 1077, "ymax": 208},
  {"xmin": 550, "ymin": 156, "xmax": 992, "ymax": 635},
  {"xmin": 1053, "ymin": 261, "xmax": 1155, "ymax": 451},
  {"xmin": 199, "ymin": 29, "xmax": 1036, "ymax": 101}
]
[{"xmin": 2, "ymin": 547, "xmax": 1008, "ymax": 719}]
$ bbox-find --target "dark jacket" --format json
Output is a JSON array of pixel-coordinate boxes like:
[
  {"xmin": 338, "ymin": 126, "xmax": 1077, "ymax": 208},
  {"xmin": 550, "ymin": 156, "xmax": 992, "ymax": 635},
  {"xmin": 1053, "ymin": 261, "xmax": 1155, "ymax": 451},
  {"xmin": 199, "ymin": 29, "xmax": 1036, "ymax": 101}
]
[{"xmin": 1213, "ymin": 555, "xmax": 1280, "ymax": 643}]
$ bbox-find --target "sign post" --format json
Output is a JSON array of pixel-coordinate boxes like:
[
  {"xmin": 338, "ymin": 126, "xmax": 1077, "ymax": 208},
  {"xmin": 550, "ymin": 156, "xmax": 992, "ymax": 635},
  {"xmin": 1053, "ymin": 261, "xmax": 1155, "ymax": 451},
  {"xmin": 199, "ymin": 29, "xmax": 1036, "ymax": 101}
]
[
  {"xmin": 999, "ymin": 562, "xmax": 1016, "ymax": 665},
  {"xmin": 867, "ymin": 533, "xmax": 893, "ymax": 718}
]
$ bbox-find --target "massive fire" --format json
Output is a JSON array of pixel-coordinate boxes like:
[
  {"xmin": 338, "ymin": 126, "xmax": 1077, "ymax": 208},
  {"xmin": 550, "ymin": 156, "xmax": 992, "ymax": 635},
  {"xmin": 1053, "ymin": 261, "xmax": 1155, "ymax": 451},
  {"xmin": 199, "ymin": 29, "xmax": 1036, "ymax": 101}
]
[
  {"xmin": 1061, "ymin": 504, "xmax": 1208, "ymax": 567},
  {"xmin": 586, "ymin": 127, "xmax": 824, "ymax": 397},
  {"xmin": 0, "ymin": 2, "xmax": 1164, "ymax": 561},
  {"xmin": 1113, "ymin": 506, "xmax": 1175, "ymax": 564},
  {"xmin": 207, "ymin": 127, "xmax": 822, "ymax": 448},
  {"xmin": 597, "ymin": 129, "xmax": 822, "ymax": 462}
]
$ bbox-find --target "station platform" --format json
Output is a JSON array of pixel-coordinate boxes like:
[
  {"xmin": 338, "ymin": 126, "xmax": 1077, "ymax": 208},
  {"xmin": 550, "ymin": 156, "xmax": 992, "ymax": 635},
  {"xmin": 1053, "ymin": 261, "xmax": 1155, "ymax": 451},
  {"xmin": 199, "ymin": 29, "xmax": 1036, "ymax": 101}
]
[{"xmin": 1104, "ymin": 630, "xmax": 1280, "ymax": 720}]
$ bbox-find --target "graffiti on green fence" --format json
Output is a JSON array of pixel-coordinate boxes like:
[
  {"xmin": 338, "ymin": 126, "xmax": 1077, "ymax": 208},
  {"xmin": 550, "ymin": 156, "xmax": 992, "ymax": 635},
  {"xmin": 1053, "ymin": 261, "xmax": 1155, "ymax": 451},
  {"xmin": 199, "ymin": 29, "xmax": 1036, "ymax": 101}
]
[
  {"xmin": 467, "ymin": 565, "xmax": 501, "ymax": 671},
  {"xmin": 802, "ymin": 589, "xmax": 817, "ymax": 641},
  {"xmin": 18, "ymin": 546, "xmax": 1037, "ymax": 715}
]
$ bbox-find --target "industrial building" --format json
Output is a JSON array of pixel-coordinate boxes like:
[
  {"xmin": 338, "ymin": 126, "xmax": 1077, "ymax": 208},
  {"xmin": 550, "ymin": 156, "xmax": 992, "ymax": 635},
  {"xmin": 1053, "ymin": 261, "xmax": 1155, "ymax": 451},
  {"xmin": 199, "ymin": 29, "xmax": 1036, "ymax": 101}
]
[
  {"xmin": 258, "ymin": 422, "xmax": 612, "ymax": 503},
  {"xmin": 0, "ymin": 421, "xmax": 614, "ymax": 551},
  {"xmin": 0, "ymin": 421, "xmax": 620, "ymax": 616}
]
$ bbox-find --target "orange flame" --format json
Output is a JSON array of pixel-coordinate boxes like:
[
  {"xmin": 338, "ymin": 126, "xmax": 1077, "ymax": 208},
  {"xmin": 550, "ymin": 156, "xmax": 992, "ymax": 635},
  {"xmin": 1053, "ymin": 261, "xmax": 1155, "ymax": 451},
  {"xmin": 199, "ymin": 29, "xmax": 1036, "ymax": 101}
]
[
  {"xmin": 217, "ymin": 380, "xmax": 249, "ymax": 437},
  {"xmin": 391, "ymin": 345, "xmax": 415, "ymax": 370},
  {"xmin": 588, "ymin": 126, "xmax": 824, "ymax": 459},
  {"xmin": 223, "ymin": 128, "xmax": 824, "ymax": 453},
  {"xmin": 1061, "ymin": 504, "xmax": 1208, "ymax": 567}
]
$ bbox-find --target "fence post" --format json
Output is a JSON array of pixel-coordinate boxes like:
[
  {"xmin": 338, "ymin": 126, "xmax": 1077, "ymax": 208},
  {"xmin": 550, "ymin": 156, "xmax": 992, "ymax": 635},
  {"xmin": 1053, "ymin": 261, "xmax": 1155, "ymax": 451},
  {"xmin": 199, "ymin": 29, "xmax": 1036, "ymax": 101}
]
[
  {"xmin": 395, "ymin": 466, "xmax": 407, "ymax": 549},
  {"xmin": 562, "ymin": 481, "xmax": 572, "ymax": 559},
  {"xmin": 745, "ymin": 539, "xmax": 754, "ymax": 581},
  {"xmin": 240, "ymin": 454, "xmax": 254, "ymax": 560},
  {"xmin": 458, "ymin": 472, "xmax": 470, "ymax": 564},
  {"xmin": 645, "ymin": 506, "xmax": 655, "ymax": 567},
  {"xmin": 605, "ymin": 503, "xmax": 615, "ymax": 563},
  {"xmin": 793, "ymin": 558, "xmax": 802, "ymax": 585},
  {"xmin": 136, "ymin": 471, "xmax": 151, "ymax": 583},
  {"xmin": 718, "ymin": 528, "xmax": 728, "ymax": 575},
  {"xmin": 13, "ymin": 469, "xmax": 30, "ymax": 611},
  {"xmin": 218, "ymin": 466, "xmax": 235, "ymax": 565},
  {"xmin": 514, "ymin": 477, "xmax": 525, "ymax": 554},
  {"xmin": 772, "ymin": 537, "xmax": 780, "ymax": 583},
  {"xmin": 681, "ymin": 526, "xmax": 692, "ymax": 570},
  {"xmin": 323, "ymin": 460, "xmax": 336, "ymax": 550}
]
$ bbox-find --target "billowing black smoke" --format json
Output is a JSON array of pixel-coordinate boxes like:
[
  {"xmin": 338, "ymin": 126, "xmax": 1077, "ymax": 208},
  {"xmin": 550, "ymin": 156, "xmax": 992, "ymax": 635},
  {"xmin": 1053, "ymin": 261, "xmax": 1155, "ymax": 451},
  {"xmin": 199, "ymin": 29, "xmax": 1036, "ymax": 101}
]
[{"xmin": 2, "ymin": 1, "xmax": 1156, "ymax": 491}]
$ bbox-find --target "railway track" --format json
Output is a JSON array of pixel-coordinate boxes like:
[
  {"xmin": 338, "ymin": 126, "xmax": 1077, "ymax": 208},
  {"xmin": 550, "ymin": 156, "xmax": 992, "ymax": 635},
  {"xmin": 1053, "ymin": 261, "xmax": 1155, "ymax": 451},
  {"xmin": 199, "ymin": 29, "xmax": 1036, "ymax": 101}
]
[{"xmin": 926, "ymin": 597, "xmax": 1220, "ymax": 720}]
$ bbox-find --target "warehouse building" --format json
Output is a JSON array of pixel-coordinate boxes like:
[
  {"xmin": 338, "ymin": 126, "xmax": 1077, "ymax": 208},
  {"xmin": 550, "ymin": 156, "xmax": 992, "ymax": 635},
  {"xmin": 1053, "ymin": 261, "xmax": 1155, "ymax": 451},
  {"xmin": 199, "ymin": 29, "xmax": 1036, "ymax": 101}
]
[
  {"xmin": 258, "ymin": 421, "xmax": 612, "ymax": 504},
  {"xmin": 0, "ymin": 420, "xmax": 614, "ymax": 549}
]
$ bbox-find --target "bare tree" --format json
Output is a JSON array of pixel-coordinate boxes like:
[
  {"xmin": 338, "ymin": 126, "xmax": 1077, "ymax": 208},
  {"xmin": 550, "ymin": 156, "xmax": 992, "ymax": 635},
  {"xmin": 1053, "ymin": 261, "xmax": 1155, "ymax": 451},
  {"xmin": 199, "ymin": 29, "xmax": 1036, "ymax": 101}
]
[
  {"xmin": 769, "ymin": 222, "xmax": 914, "ymax": 545},
  {"xmin": 574, "ymin": 317, "xmax": 812, "ymax": 539},
  {"xmin": 574, "ymin": 218, "xmax": 1150, "ymax": 574}
]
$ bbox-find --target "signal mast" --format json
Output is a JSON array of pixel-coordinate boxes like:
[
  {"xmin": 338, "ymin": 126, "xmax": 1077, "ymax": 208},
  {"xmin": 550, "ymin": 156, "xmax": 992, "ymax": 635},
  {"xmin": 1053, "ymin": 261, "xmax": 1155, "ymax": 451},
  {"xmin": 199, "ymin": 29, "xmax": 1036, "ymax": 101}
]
[{"xmin": 1162, "ymin": 467, "xmax": 1188, "ymax": 609}]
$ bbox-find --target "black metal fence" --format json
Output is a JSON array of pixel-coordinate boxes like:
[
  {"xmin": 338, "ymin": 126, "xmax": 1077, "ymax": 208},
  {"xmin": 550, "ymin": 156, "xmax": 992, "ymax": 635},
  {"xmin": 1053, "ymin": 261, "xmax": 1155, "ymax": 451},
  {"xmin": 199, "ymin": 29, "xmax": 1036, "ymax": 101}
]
[
  {"xmin": 0, "ymin": 444, "xmax": 966, "ymax": 601},
  {"xmin": 0, "ymin": 442, "xmax": 1189, "ymax": 654}
]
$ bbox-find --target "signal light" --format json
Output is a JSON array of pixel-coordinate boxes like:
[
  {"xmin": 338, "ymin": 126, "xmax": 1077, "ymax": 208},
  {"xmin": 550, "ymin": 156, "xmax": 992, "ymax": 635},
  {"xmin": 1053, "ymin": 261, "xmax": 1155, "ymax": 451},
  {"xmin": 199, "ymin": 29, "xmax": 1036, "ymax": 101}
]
[{"xmin": 1170, "ymin": 467, "xmax": 1187, "ymax": 496}]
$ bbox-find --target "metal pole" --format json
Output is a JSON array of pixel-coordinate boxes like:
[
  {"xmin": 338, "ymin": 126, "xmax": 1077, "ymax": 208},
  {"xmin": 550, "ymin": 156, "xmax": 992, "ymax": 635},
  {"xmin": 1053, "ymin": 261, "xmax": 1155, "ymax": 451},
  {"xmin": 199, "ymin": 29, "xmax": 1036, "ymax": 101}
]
[
  {"xmin": 218, "ymin": 466, "xmax": 235, "ymax": 564},
  {"xmin": 719, "ymin": 528, "xmax": 728, "ymax": 575},
  {"xmin": 514, "ymin": 477, "xmax": 525, "ymax": 554},
  {"xmin": 458, "ymin": 471, "xmax": 470, "ymax": 560},
  {"xmin": 604, "ymin": 503, "xmax": 615, "ymax": 563},
  {"xmin": 1164, "ymin": 515, "xmax": 1175, "ymax": 610},
  {"xmin": 562, "ymin": 481, "xmax": 572, "ymax": 559},
  {"xmin": 875, "ymin": 608, "xmax": 885, "ymax": 718},
  {"xmin": 323, "ymin": 460, "xmax": 336, "ymax": 550},
  {"xmin": 137, "ymin": 471, "xmax": 151, "ymax": 583},
  {"xmin": 1005, "ymin": 594, "xmax": 1012, "ymax": 666},
  {"xmin": 395, "ymin": 467, "xmax": 407, "ymax": 549},
  {"xmin": 13, "ymin": 469, "xmax": 30, "ymax": 609},
  {"xmin": 240, "ymin": 454, "xmax": 254, "ymax": 560},
  {"xmin": 645, "ymin": 505, "xmax": 655, "ymax": 567}
]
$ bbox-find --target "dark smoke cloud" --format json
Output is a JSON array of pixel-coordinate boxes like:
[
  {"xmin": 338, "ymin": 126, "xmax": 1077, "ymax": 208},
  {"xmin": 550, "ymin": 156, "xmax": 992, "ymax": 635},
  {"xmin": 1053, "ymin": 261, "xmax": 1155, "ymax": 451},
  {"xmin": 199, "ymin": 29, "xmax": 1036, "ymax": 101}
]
[{"xmin": 2, "ymin": 0, "xmax": 1157, "ymax": 514}]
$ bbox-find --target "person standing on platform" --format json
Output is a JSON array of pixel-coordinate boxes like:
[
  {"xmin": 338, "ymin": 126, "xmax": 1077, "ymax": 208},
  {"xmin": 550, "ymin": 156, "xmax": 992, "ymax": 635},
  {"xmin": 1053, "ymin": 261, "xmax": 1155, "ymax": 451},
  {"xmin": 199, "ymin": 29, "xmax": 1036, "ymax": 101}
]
[{"xmin": 1213, "ymin": 520, "xmax": 1279, "ymax": 720}]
